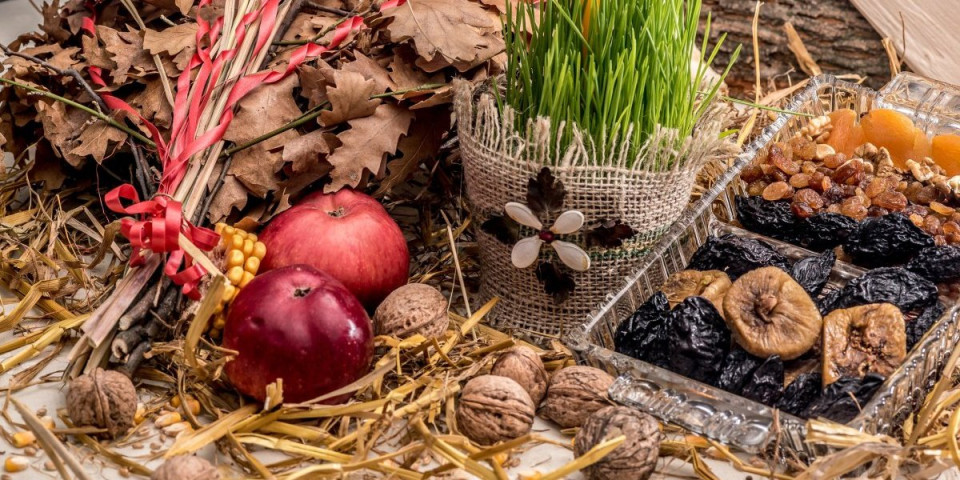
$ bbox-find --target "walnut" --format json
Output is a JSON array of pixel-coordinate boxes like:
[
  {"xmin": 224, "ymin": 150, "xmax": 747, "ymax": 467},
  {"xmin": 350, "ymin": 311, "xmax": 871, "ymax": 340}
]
[
  {"xmin": 151, "ymin": 455, "xmax": 220, "ymax": 480},
  {"xmin": 907, "ymin": 158, "xmax": 935, "ymax": 182},
  {"xmin": 574, "ymin": 406, "xmax": 662, "ymax": 480},
  {"xmin": 374, "ymin": 283, "xmax": 449, "ymax": 338},
  {"xmin": 490, "ymin": 346, "xmax": 548, "ymax": 405},
  {"xmin": 799, "ymin": 115, "xmax": 832, "ymax": 142},
  {"xmin": 66, "ymin": 368, "xmax": 137, "ymax": 438},
  {"xmin": 456, "ymin": 375, "xmax": 535, "ymax": 444},
  {"xmin": 541, "ymin": 366, "xmax": 614, "ymax": 428}
]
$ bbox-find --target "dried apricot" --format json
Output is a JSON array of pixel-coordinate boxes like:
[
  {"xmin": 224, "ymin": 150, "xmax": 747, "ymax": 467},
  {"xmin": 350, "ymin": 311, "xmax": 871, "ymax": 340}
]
[
  {"xmin": 932, "ymin": 134, "xmax": 960, "ymax": 176},
  {"xmin": 826, "ymin": 109, "xmax": 866, "ymax": 157},
  {"xmin": 860, "ymin": 109, "xmax": 918, "ymax": 169}
]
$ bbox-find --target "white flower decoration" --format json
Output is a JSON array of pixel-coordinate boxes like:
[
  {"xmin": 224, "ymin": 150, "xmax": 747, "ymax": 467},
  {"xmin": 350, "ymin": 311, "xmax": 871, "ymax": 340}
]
[{"xmin": 505, "ymin": 202, "xmax": 591, "ymax": 272}]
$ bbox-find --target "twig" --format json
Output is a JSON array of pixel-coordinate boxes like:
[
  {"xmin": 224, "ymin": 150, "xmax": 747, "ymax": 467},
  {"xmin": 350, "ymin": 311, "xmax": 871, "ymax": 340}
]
[
  {"xmin": 304, "ymin": 1, "xmax": 352, "ymax": 17},
  {"xmin": 131, "ymin": 144, "xmax": 155, "ymax": 197},
  {"xmin": 195, "ymin": 156, "xmax": 233, "ymax": 225},
  {"xmin": 274, "ymin": 11, "xmax": 359, "ymax": 46},
  {"xmin": 0, "ymin": 77, "xmax": 156, "ymax": 148},
  {"xmin": 0, "ymin": 44, "xmax": 108, "ymax": 113}
]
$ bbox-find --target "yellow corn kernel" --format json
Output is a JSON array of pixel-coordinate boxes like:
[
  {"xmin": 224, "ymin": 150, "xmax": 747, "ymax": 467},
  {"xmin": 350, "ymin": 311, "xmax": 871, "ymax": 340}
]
[
  {"xmin": 209, "ymin": 328, "xmax": 221, "ymax": 340},
  {"xmin": 239, "ymin": 271, "xmax": 255, "ymax": 288},
  {"xmin": 183, "ymin": 399, "xmax": 201, "ymax": 416},
  {"xmin": 229, "ymin": 233, "xmax": 244, "ymax": 250},
  {"xmin": 154, "ymin": 412, "xmax": 182, "ymax": 428},
  {"xmin": 252, "ymin": 241, "xmax": 267, "ymax": 260},
  {"xmin": 221, "ymin": 224, "xmax": 235, "ymax": 236},
  {"xmin": 170, "ymin": 396, "xmax": 182, "ymax": 408},
  {"xmin": 226, "ymin": 266, "xmax": 245, "ymax": 285},
  {"xmin": 222, "ymin": 284, "xmax": 237, "ymax": 302},
  {"xmin": 215, "ymin": 223, "xmax": 225, "ymax": 235},
  {"xmin": 11, "ymin": 432, "xmax": 35, "ymax": 448},
  {"xmin": 242, "ymin": 239, "xmax": 254, "ymax": 257},
  {"xmin": 38, "ymin": 417, "xmax": 55, "ymax": 431},
  {"xmin": 244, "ymin": 256, "xmax": 260, "ymax": 274},
  {"xmin": 4, "ymin": 456, "xmax": 29, "ymax": 473},
  {"xmin": 134, "ymin": 404, "xmax": 146, "ymax": 424},
  {"xmin": 226, "ymin": 250, "xmax": 245, "ymax": 269},
  {"xmin": 213, "ymin": 316, "xmax": 226, "ymax": 329},
  {"xmin": 163, "ymin": 422, "xmax": 192, "ymax": 437},
  {"xmin": 247, "ymin": 233, "xmax": 257, "ymax": 242}
]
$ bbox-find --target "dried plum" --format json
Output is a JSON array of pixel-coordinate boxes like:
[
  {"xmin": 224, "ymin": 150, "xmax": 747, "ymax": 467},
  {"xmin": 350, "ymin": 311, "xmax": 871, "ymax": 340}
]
[
  {"xmin": 735, "ymin": 196, "xmax": 798, "ymax": 241},
  {"xmin": 790, "ymin": 250, "xmax": 836, "ymax": 297},
  {"xmin": 776, "ymin": 372, "xmax": 822, "ymax": 417},
  {"xmin": 723, "ymin": 267, "xmax": 822, "ymax": 360},
  {"xmin": 661, "ymin": 297, "xmax": 730, "ymax": 385},
  {"xmin": 906, "ymin": 246, "xmax": 960, "ymax": 283},
  {"xmin": 740, "ymin": 355, "xmax": 785, "ymax": 405},
  {"xmin": 829, "ymin": 267, "xmax": 939, "ymax": 313},
  {"xmin": 842, "ymin": 213, "xmax": 935, "ymax": 267},
  {"xmin": 804, "ymin": 373, "xmax": 885, "ymax": 423},
  {"xmin": 795, "ymin": 213, "xmax": 859, "ymax": 251},
  {"xmin": 660, "ymin": 270, "xmax": 731, "ymax": 314},
  {"xmin": 906, "ymin": 301, "xmax": 945, "ymax": 350},
  {"xmin": 821, "ymin": 304, "xmax": 906, "ymax": 385},
  {"xmin": 688, "ymin": 234, "xmax": 791, "ymax": 280},
  {"xmin": 817, "ymin": 288, "xmax": 842, "ymax": 317},
  {"xmin": 614, "ymin": 293, "xmax": 670, "ymax": 364},
  {"xmin": 715, "ymin": 349, "xmax": 764, "ymax": 393}
]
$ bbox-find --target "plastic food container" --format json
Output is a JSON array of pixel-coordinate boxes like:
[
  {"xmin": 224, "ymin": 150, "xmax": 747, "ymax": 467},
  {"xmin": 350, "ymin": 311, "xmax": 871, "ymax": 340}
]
[{"xmin": 565, "ymin": 73, "xmax": 960, "ymax": 457}]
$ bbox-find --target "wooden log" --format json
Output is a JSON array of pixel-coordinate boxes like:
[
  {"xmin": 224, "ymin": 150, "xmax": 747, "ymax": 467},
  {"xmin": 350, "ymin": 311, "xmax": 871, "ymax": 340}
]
[{"xmin": 699, "ymin": 0, "xmax": 891, "ymax": 96}]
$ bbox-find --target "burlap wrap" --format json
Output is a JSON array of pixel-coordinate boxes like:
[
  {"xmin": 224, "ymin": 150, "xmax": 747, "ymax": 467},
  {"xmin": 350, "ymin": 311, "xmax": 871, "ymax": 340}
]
[{"xmin": 454, "ymin": 81, "xmax": 731, "ymax": 340}]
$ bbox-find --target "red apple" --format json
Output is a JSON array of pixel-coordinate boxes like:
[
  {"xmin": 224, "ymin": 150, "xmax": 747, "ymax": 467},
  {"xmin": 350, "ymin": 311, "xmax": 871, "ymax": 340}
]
[
  {"xmin": 223, "ymin": 264, "xmax": 373, "ymax": 404},
  {"xmin": 259, "ymin": 189, "xmax": 409, "ymax": 310}
]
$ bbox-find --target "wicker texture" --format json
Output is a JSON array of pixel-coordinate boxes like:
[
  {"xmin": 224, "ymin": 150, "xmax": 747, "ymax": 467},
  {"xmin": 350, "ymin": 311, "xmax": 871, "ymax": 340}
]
[{"xmin": 455, "ymin": 81, "xmax": 733, "ymax": 339}]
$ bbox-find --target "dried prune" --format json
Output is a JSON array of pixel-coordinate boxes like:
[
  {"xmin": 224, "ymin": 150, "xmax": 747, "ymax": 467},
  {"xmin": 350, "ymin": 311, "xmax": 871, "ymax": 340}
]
[
  {"xmin": 829, "ymin": 267, "xmax": 939, "ymax": 313},
  {"xmin": 723, "ymin": 267, "xmax": 822, "ymax": 360},
  {"xmin": 822, "ymin": 304, "xmax": 906, "ymax": 385},
  {"xmin": 776, "ymin": 372, "xmax": 822, "ymax": 417},
  {"xmin": 795, "ymin": 213, "xmax": 858, "ymax": 251},
  {"xmin": 790, "ymin": 250, "xmax": 836, "ymax": 297},
  {"xmin": 660, "ymin": 270, "xmax": 731, "ymax": 314},
  {"xmin": 906, "ymin": 301, "xmax": 945, "ymax": 350},
  {"xmin": 818, "ymin": 288, "xmax": 842, "ymax": 317},
  {"xmin": 715, "ymin": 349, "xmax": 764, "ymax": 393},
  {"xmin": 804, "ymin": 374, "xmax": 885, "ymax": 423},
  {"xmin": 614, "ymin": 293, "xmax": 670, "ymax": 363},
  {"xmin": 842, "ymin": 213, "xmax": 935, "ymax": 267},
  {"xmin": 735, "ymin": 196, "xmax": 799, "ymax": 241},
  {"xmin": 740, "ymin": 355, "xmax": 785, "ymax": 405},
  {"xmin": 688, "ymin": 234, "xmax": 791, "ymax": 280},
  {"xmin": 662, "ymin": 297, "xmax": 730, "ymax": 385},
  {"xmin": 906, "ymin": 246, "xmax": 960, "ymax": 282}
]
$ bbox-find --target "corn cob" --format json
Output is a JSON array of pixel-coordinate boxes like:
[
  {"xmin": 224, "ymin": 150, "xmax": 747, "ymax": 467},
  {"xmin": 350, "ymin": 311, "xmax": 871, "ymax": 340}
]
[{"xmin": 208, "ymin": 223, "xmax": 266, "ymax": 339}]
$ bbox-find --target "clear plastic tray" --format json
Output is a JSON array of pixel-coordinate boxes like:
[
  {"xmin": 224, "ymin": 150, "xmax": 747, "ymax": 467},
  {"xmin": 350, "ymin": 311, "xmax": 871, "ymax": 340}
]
[{"xmin": 565, "ymin": 74, "xmax": 960, "ymax": 457}]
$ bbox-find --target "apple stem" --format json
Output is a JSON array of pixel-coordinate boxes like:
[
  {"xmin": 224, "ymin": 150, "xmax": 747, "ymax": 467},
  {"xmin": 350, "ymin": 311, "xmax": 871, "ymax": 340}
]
[
  {"xmin": 327, "ymin": 207, "xmax": 346, "ymax": 218},
  {"xmin": 294, "ymin": 287, "xmax": 312, "ymax": 297}
]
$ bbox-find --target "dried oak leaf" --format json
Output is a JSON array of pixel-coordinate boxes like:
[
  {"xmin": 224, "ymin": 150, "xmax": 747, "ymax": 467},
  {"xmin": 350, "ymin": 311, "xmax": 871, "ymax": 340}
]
[
  {"xmin": 585, "ymin": 219, "xmax": 637, "ymax": 248},
  {"xmin": 319, "ymin": 70, "xmax": 383, "ymax": 127},
  {"xmin": 343, "ymin": 52, "xmax": 396, "ymax": 93},
  {"xmin": 324, "ymin": 103, "xmax": 414, "ymax": 192},
  {"xmin": 143, "ymin": 23, "xmax": 199, "ymax": 58},
  {"xmin": 41, "ymin": 0, "xmax": 71, "ymax": 43},
  {"xmin": 206, "ymin": 174, "xmax": 249, "ymax": 223},
  {"xmin": 127, "ymin": 77, "xmax": 173, "ymax": 128},
  {"xmin": 527, "ymin": 167, "xmax": 565, "ymax": 217},
  {"xmin": 103, "ymin": 27, "xmax": 154, "ymax": 82},
  {"xmin": 282, "ymin": 130, "xmax": 336, "ymax": 174},
  {"xmin": 69, "ymin": 117, "xmax": 128, "ymax": 164},
  {"xmin": 382, "ymin": 0, "xmax": 503, "ymax": 72},
  {"xmin": 374, "ymin": 106, "xmax": 448, "ymax": 196},
  {"xmin": 35, "ymin": 100, "xmax": 86, "ymax": 166},
  {"xmin": 297, "ymin": 62, "xmax": 334, "ymax": 110},
  {"xmin": 82, "ymin": 31, "xmax": 117, "ymax": 71},
  {"xmin": 537, "ymin": 261, "xmax": 576, "ymax": 304}
]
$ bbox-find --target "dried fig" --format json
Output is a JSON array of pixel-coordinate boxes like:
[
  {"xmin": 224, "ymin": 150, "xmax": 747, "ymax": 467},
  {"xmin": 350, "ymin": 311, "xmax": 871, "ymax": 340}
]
[
  {"xmin": 822, "ymin": 303, "xmax": 906, "ymax": 385},
  {"xmin": 723, "ymin": 267, "xmax": 822, "ymax": 360},
  {"xmin": 660, "ymin": 270, "xmax": 731, "ymax": 314}
]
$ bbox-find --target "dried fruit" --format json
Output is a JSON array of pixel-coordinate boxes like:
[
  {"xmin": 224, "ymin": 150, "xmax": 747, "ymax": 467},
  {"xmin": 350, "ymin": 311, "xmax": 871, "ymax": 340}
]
[
  {"xmin": 659, "ymin": 270, "xmax": 731, "ymax": 313},
  {"xmin": 715, "ymin": 349, "xmax": 765, "ymax": 393},
  {"xmin": 795, "ymin": 213, "xmax": 859, "ymax": 251},
  {"xmin": 906, "ymin": 245, "xmax": 960, "ymax": 282},
  {"xmin": 762, "ymin": 181, "xmax": 794, "ymax": 201},
  {"xmin": 790, "ymin": 250, "xmax": 836, "ymax": 297},
  {"xmin": 829, "ymin": 267, "xmax": 939, "ymax": 313},
  {"xmin": 574, "ymin": 406, "xmax": 661, "ymax": 480},
  {"xmin": 739, "ymin": 355, "xmax": 784, "ymax": 405},
  {"xmin": 456, "ymin": 375, "xmax": 535, "ymax": 444},
  {"xmin": 822, "ymin": 304, "xmax": 906, "ymax": 385},
  {"xmin": 722, "ymin": 267, "xmax": 822, "ymax": 360},
  {"xmin": 373, "ymin": 283, "xmax": 449, "ymax": 339},
  {"xmin": 871, "ymin": 191, "xmax": 908, "ymax": 211},
  {"xmin": 151, "ymin": 456, "xmax": 220, "ymax": 480},
  {"xmin": 614, "ymin": 293, "xmax": 670, "ymax": 364},
  {"xmin": 67, "ymin": 368, "xmax": 138, "ymax": 438},
  {"xmin": 541, "ymin": 366, "xmax": 615, "ymax": 428},
  {"xmin": 932, "ymin": 134, "xmax": 960, "ymax": 176},
  {"xmin": 776, "ymin": 372, "xmax": 823, "ymax": 418},
  {"xmin": 661, "ymin": 297, "xmax": 730, "ymax": 384},
  {"xmin": 860, "ymin": 109, "xmax": 918, "ymax": 169},
  {"xmin": 735, "ymin": 197, "xmax": 799, "ymax": 241},
  {"xmin": 826, "ymin": 109, "xmax": 865, "ymax": 156},
  {"xmin": 906, "ymin": 301, "xmax": 945, "ymax": 350},
  {"xmin": 490, "ymin": 346, "xmax": 548, "ymax": 406},
  {"xmin": 804, "ymin": 373, "xmax": 885, "ymax": 423},
  {"xmin": 688, "ymin": 234, "xmax": 791, "ymax": 280},
  {"xmin": 842, "ymin": 213, "xmax": 935, "ymax": 267}
]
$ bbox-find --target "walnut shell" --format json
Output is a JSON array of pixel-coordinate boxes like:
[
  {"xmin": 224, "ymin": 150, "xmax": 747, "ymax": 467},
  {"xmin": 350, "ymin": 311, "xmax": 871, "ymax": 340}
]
[
  {"xmin": 66, "ymin": 368, "xmax": 137, "ymax": 438},
  {"xmin": 490, "ymin": 346, "xmax": 548, "ymax": 405},
  {"xmin": 456, "ymin": 375, "xmax": 535, "ymax": 444},
  {"xmin": 541, "ymin": 366, "xmax": 614, "ymax": 428},
  {"xmin": 151, "ymin": 455, "xmax": 220, "ymax": 480},
  {"xmin": 574, "ymin": 406, "xmax": 661, "ymax": 480},
  {"xmin": 374, "ymin": 283, "xmax": 449, "ymax": 338}
]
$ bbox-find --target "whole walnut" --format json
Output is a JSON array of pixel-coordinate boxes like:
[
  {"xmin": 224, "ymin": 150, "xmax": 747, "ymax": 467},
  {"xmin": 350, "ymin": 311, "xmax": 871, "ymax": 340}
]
[
  {"xmin": 574, "ymin": 406, "xmax": 661, "ymax": 480},
  {"xmin": 490, "ymin": 346, "xmax": 548, "ymax": 405},
  {"xmin": 541, "ymin": 366, "xmax": 614, "ymax": 428},
  {"xmin": 456, "ymin": 375, "xmax": 535, "ymax": 444},
  {"xmin": 374, "ymin": 283, "xmax": 449, "ymax": 338},
  {"xmin": 151, "ymin": 455, "xmax": 220, "ymax": 480},
  {"xmin": 66, "ymin": 368, "xmax": 137, "ymax": 438}
]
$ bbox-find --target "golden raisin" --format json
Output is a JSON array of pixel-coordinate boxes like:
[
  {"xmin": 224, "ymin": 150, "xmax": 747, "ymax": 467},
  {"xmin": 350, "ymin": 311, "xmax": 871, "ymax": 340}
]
[
  {"xmin": 930, "ymin": 201, "xmax": 956, "ymax": 216},
  {"xmin": 864, "ymin": 177, "xmax": 888, "ymax": 198},
  {"xmin": 924, "ymin": 215, "xmax": 942, "ymax": 235},
  {"xmin": 823, "ymin": 153, "xmax": 846, "ymax": 169},
  {"xmin": 872, "ymin": 191, "xmax": 907, "ymax": 211},
  {"xmin": 909, "ymin": 214, "xmax": 925, "ymax": 228},
  {"xmin": 762, "ymin": 181, "xmax": 794, "ymax": 201},
  {"xmin": 789, "ymin": 173, "xmax": 811, "ymax": 189},
  {"xmin": 840, "ymin": 197, "xmax": 868, "ymax": 221},
  {"xmin": 747, "ymin": 180, "xmax": 769, "ymax": 197}
]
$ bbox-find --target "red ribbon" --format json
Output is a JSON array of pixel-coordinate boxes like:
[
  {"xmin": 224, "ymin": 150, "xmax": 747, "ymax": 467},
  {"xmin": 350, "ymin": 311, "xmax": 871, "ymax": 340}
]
[{"xmin": 83, "ymin": 0, "xmax": 385, "ymax": 299}]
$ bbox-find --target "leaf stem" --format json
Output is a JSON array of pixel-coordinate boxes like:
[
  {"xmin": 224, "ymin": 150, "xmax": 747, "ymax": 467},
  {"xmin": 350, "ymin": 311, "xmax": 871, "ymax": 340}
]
[
  {"xmin": 0, "ymin": 77, "xmax": 157, "ymax": 148},
  {"xmin": 717, "ymin": 94, "xmax": 815, "ymax": 118}
]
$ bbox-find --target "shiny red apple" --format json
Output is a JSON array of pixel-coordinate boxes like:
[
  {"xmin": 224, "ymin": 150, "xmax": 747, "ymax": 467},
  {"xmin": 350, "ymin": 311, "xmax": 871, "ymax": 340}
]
[
  {"xmin": 259, "ymin": 189, "xmax": 409, "ymax": 310},
  {"xmin": 223, "ymin": 264, "xmax": 373, "ymax": 404}
]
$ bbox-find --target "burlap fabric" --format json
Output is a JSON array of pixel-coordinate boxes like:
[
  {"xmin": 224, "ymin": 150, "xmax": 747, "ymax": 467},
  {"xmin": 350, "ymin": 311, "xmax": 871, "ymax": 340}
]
[{"xmin": 454, "ymin": 81, "xmax": 732, "ymax": 340}]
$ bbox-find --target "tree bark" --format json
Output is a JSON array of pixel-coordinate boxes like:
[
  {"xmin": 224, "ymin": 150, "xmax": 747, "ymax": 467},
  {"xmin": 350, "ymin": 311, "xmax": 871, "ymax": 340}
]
[{"xmin": 699, "ymin": 0, "xmax": 891, "ymax": 96}]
